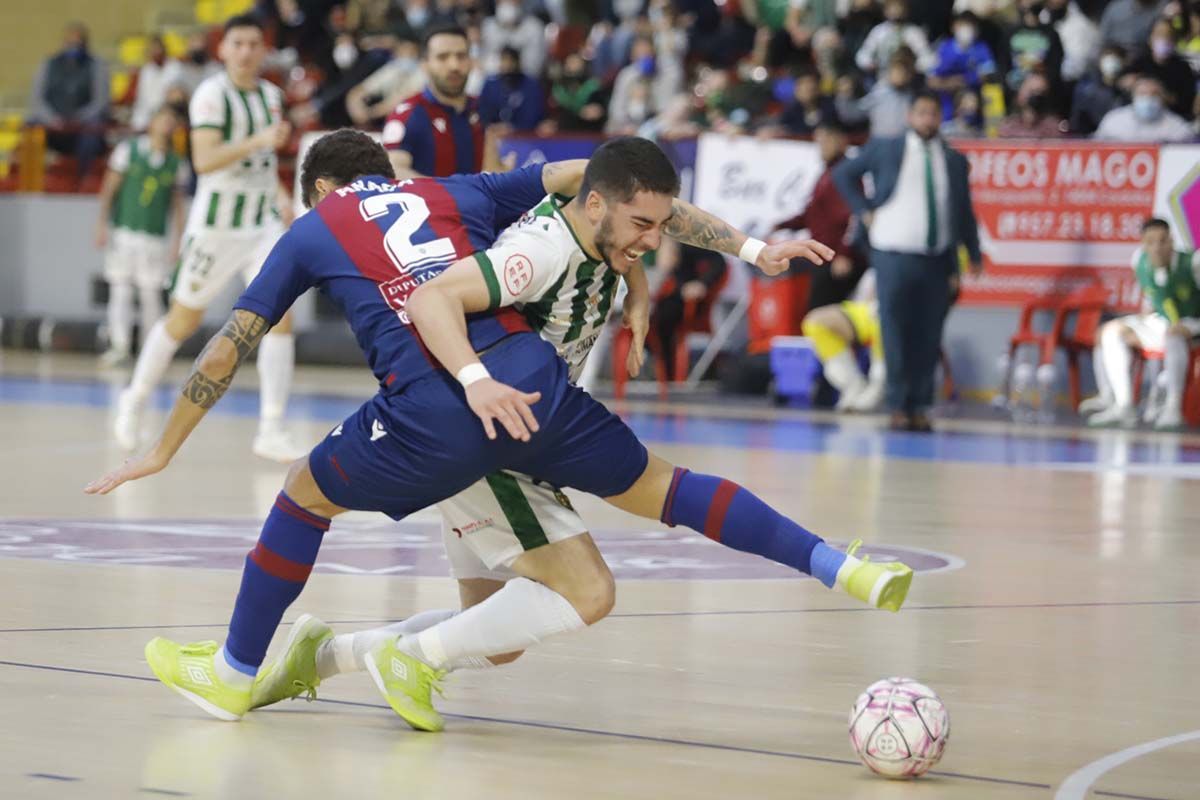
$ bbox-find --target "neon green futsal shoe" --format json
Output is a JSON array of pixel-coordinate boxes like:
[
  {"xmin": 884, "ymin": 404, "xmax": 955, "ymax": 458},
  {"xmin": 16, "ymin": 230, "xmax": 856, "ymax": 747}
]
[
  {"xmin": 250, "ymin": 614, "xmax": 333, "ymax": 710},
  {"xmin": 144, "ymin": 639, "xmax": 252, "ymax": 721},
  {"xmin": 365, "ymin": 638, "xmax": 447, "ymax": 732},
  {"xmin": 838, "ymin": 539, "xmax": 914, "ymax": 612}
]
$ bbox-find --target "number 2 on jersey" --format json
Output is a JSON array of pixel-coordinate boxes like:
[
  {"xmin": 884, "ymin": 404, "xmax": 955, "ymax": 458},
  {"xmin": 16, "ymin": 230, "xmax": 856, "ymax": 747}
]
[{"xmin": 359, "ymin": 192, "xmax": 456, "ymax": 274}]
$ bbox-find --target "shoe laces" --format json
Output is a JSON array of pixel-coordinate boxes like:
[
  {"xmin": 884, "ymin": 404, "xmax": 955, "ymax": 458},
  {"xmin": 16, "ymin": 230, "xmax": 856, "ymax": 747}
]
[
  {"xmin": 291, "ymin": 679, "xmax": 318, "ymax": 703},
  {"xmin": 845, "ymin": 538, "xmax": 867, "ymax": 561},
  {"xmin": 420, "ymin": 667, "xmax": 448, "ymax": 699},
  {"xmin": 180, "ymin": 641, "xmax": 220, "ymax": 657}
]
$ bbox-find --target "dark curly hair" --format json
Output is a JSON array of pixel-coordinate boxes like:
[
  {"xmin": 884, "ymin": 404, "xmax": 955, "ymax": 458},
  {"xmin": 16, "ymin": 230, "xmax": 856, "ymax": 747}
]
[
  {"xmin": 579, "ymin": 136, "xmax": 680, "ymax": 205},
  {"xmin": 299, "ymin": 129, "xmax": 395, "ymax": 208}
]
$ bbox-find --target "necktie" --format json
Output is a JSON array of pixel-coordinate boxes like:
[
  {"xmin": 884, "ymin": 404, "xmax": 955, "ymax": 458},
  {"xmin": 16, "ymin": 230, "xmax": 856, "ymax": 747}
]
[{"xmin": 924, "ymin": 140, "xmax": 938, "ymax": 252}]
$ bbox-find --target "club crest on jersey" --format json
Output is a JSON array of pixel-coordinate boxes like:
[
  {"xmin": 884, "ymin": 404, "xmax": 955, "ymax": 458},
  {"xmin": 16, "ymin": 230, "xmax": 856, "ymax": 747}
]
[
  {"xmin": 504, "ymin": 254, "xmax": 534, "ymax": 295},
  {"xmin": 433, "ymin": 118, "xmax": 447, "ymax": 133},
  {"xmin": 382, "ymin": 119, "xmax": 406, "ymax": 145}
]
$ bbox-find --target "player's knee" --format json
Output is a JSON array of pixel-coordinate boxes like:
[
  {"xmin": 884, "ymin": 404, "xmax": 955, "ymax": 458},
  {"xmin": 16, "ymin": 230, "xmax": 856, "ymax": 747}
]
[{"xmin": 282, "ymin": 457, "xmax": 343, "ymax": 519}]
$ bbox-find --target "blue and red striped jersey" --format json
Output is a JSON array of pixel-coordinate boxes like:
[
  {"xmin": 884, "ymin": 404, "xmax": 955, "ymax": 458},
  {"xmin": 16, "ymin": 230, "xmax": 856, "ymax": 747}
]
[
  {"xmin": 381, "ymin": 89, "xmax": 484, "ymax": 177},
  {"xmin": 234, "ymin": 163, "xmax": 547, "ymax": 393}
]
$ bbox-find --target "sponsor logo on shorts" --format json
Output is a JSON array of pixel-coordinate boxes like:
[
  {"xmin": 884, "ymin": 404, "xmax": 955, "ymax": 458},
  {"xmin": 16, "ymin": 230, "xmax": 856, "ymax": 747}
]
[
  {"xmin": 504, "ymin": 254, "xmax": 534, "ymax": 296},
  {"xmin": 452, "ymin": 517, "xmax": 495, "ymax": 537}
]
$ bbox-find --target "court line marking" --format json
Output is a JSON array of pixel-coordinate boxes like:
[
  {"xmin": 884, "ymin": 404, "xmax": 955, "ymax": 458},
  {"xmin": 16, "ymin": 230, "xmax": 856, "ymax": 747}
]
[
  {"xmin": 0, "ymin": 658, "xmax": 1055, "ymax": 792},
  {"xmin": 1054, "ymin": 730, "xmax": 1200, "ymax": 800},
  {"xmin": 2, "ymin": 599, "xmax": 1198, "ymax": 634}
]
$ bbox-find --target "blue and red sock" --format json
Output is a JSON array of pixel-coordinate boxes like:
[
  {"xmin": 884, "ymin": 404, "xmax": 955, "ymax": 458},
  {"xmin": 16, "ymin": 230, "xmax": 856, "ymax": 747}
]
[
  {"xmin": 660, "ymin": 468, "xmax": 845, "ymax": 587},
  {"xmin": 222, "ymin": 493, "xmax": 329, "ymax": 675}
]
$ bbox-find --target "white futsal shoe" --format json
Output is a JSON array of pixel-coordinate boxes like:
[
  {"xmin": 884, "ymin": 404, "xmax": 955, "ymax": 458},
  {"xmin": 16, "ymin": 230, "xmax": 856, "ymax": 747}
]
[
  {"xmin": 252, "ymin": 426, "xmax": 308, "ymax": 463},
  {"xmin": 1087, "ymin": 405, "xmax": 1137, "ymax": 429},
  {"xmin": 113, "ymin": 389, "xmax": 143, "ymax": 451},
  {"xmin": 1153, "ymin": 407, "xmax": 1185, "ymax": 431},
  {"xmin": 1077, "ymin": 395, "xmax": 1110, "ymax": 415}
]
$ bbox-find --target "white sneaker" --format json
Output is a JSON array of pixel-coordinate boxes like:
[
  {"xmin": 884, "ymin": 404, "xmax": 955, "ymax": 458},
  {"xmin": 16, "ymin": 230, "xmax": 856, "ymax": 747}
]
[
  {"xmin": 113, "ymin": 389, "xmax": 143, "ymax": 451},
  {"xmin": 1087, "ymin": 405, "xmax": 1137, "ymax": 428},
  {"xmin": 849, "ymin": 379, "xmax": 885, "ymax": 412},
  {"xmin": 835, "ymin": 383, "xmax": 866, "ymax": 412},
  {"xmin": 99, "ymin": 348, "xmax": 131, "ymax": 368},
  {"xmin": 252, "ymin": 428, "xmax": 308, "ymax": 463},
  {"xmin": 1078, "ymin": 395, "xmax": 1110, "ymax": 415},
  {"xmin": 1154, "ymin": 408, "xmax": 1185, "ymax": 430}
]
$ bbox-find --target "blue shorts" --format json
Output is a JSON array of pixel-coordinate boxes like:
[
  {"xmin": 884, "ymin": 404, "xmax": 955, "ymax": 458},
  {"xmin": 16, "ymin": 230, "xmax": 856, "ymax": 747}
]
[{"xmin": 309, "ymin": 333, "xmax": 648, "ymax": 520}]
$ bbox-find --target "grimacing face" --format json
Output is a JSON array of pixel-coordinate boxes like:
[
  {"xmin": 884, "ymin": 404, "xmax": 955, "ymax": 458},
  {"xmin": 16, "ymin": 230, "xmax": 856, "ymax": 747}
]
[
  {"xmin": 589, "ymin": 190, "xmax": 675, "ymax": 275},
  {"xmin": 220, "ymin": 25, "xmax": 266, "ymax": 77},
  {"xmin": 423, "ymin": 33, "xmax": 470, "ymax": 99}
]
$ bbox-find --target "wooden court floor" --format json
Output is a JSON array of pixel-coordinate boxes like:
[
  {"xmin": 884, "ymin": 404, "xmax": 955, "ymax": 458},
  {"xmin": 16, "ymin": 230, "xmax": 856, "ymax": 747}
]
[{"xmin": 1, "ymin": 352, "xmax": 1197, "ymax": 800}]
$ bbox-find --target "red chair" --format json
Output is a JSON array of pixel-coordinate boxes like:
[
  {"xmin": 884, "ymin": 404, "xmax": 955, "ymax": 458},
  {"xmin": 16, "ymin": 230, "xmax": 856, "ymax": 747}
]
[
  {"xmin": 999, "ymin": 284, "xmax": 1109, "ymax": 409},
  {"xmin": 1131, "ymin": 342, "xmax": 1200, "ymax": 427},
  {"xmin": 612, "ymin": 270, "xmax": 730, "ymax": 400}
]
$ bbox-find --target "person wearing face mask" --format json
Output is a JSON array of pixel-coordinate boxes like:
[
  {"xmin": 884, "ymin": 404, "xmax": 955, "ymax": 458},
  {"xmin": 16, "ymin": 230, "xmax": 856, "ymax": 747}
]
[
  {"xmin": 929, "ymin": 11, "xmax": 998, "ymax": 120},
  {"xmin": 1099, "ymin": 0, "xmax": 1170, "ymax": 57},
  {"xmin": 1094, "ymin": 74, "xmax": 1193, "ymax": 141},
  {"xmin": 856, "ymin": 0, "xmax": 936, "ymax": 74},
  {"xmin": 478, "ymin": 46, "xmax": 546, "ymax": 132},
  {"xmin": 1129, "ymin": 19, "xmax": 1196, "ymax": 117},
  {"xmin": 130, "ymin": 36, "xmax": 187, "ymax": 131},
  {"xmin": 606, "ymin": 34, "xmax": 683, "ymax": 134},
  {"xmin": 837, "ymin": 46, "xmax": 920, "ymax": 139},
  {"xmin": 1071, "ymin": 44, "xmax": 1129, "ymax": 133},
  {"xmin": 346, "ymin": 37, "xmax": 426, "ymax": 126},
  {"xmin": 1005, "ymin": 0, "xmax": 1065, "ymax": 93},
  {"xmin": 997, "ymin": 73, "xmax": 1065, "ymax": 137},
  {"xmin": 26, "ymin": 21, "xmax": 110, "ymax": 184},
  {"xmin": 941, "ymin": 87, "xmax": 985, "ymax": 136},
  {"xmin": 481, "ymin": 0, "xmax": 547, "ymax": 78},
  {"xmin": 175, "ymin": 32, "xmax": 222, "ymax": 96},
  {"xmin": 542, "ymin": 53, "xmax": 608, "ymax": 133}
]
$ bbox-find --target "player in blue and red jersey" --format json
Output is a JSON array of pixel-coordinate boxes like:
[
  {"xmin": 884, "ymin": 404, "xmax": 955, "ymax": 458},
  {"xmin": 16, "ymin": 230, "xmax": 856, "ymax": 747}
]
[
  {"xmin": 382, "ymin": 25, "xmax": 484, "ymax": 178},
  {"xmin": 86, "ymin": 131, "xmax": 911, "ymax": 732}
]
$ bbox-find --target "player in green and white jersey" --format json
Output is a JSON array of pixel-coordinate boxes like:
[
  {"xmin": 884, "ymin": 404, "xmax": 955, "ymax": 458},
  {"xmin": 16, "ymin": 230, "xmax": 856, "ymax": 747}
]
[
  {"xmin": 94, "ymin": 105, "xmax": 188, "ymax": 367},
  {"xmin": 113, "ymin": 14, "xmax": 303, "ymax": 462}
]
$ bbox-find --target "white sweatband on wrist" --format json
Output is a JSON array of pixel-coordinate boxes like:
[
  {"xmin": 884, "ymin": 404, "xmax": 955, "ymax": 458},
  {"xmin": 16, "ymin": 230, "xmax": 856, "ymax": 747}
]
[
  {"xmin": 738, "ymin": 237, "xmax": 767, "ymax": 265},
  {"xmin": 455, "ymin": 362, "xmax": 491, "ymax": 388}
]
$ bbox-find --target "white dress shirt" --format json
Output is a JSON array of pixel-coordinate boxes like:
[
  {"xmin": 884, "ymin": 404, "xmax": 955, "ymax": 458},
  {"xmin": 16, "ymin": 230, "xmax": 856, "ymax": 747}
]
[{"xmin": 869, "ymin": 131, "xmax": 952, "ymax": 255}]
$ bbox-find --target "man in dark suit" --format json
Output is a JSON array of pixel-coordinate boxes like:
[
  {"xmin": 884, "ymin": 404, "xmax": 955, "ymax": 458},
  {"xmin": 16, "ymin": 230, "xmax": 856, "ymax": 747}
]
[{"xmin": 833, "ymin": 89, "xmax": 983, "ymax": 431}]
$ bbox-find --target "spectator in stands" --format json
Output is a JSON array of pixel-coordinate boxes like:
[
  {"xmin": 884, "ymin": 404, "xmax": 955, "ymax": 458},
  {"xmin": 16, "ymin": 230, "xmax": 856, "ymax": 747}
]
[
  {"xmin": 176, "ymin": 32, "xmax": 221, "ymax": 95},
  {"xmin": 399, "ymin": 0, "xmax": 437, "ymax": 36},
  {"xmin": 1099, "ymin": 0, "xmax": 1169, "ymax": 57},
  {"xmin": 1129, "ymin": 18, "xmax": 1196, "ymax": 118},
  {"xmin": 590, "ymin": 0, "xmax": 649, "ymax": 81},
  {"xmin": 834, "ymin": 0, "xmax": 884, "ymax": 76},
  {"xmin": 606, "ymin": 34, "xmax": 684, "ymax": 134},
  {"xmin": 997, "ymin": 73, "xmax": 1065, "ymax": 137},
  {"xmin": 1056, "ymin": 0, "xmax": 1103, "ymax": 81},
  {"xmin": 833, "ymin": 90, "xmax": 983, "ymax": 432},
  {"xmin": 479, "ymin": 46, "xmax": 545, "ymax": 131},
  {"xmin": 773, "ymin": 118, "xmax": 863, "ymax": 310},
  {"xmin": 837, "ymin": 46, "xmax": 919, "ymax": 138},
  {"xmin": 953, "ymin": 0, "xmax": 1012, "ymax": 75},
  {"xmin": 856, "ymin": 0, "xmax": 935, "ymax": 75},
  {"xmin": 540, "ymin": 53, "xmax": 608, "ymax": 133},
  {"xmin": 381, "ymin": 25, "xmax": 484, "ymax": 177},
  {"xmin": 763, "ymin": 67, "xmax": 838, "ymax": 136},
  {"xmin": 1180, "ymin": 5, "xmax": 1200, "ymax": 72},
  {"xmin": 1005, "ymin": 0, "xmax": 1065, "ymax": 93},
  {"xmin": 481, "ymin": 0, "xmax": 547, "ymax": 77},
  {"xmin": 650, "ymin": 239, "xmax": 729, "ymax": 382},
  {"xmin": 928, "ymin": 11, "xmax": 998, "ymax": 120},
  {"xmin": 26, "ymin": 21, "xmax": 109, "ymax": 184},
  {"xmin": 941, "ymin": 87, "xmax": 985, "ymax": 136},
  {"xmin": 742, "ymin": 0, "xmax": 813, "ymax": 69},
  {"xmin": 346, "ymin": 36, "xmax": 423, "ymax": 126},
  {"xmin": 130, "ymin": 36, "xmax": 186, "ymax": 132},
  {"xmin": 344, "ymin": 0, "xmax": 416, "ymax": 50},
  {"xmin": 1071, "ymin": 44, "xmax": 1129, "ymax": 134},
  {"xmin": 1094, "ymin": 74, "xmax": 1193, "ymax": 141},
  {"xmin": 93, "ymin": 106, "xmax": 188, "ymax": 367}
]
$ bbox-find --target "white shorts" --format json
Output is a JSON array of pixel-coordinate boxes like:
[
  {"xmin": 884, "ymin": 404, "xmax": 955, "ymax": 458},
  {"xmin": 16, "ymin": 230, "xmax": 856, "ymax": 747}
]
[
  {"xmin": 170, "ymin": 223, "xmax": 283, "ymax": 310},
  {"xmin": 1118, "ymin": 313, "xmax": 1200, "ymax": 351},
  {"xmin": 437, "ymin": 471, "xmax": 588, "ymax": 581},
  {"xmin": 104, "ymin": 229, "xmax": 169, "ymax": 289}
]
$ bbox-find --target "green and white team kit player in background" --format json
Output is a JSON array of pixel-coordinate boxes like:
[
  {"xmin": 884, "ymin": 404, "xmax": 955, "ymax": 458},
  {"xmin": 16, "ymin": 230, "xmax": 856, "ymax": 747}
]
[
  {"xmin": 94, "ymin": 105, "xmax": 188, "ymax": 368},
  {"xmin": 113, "ymin": 14, "xmax": 304, "ymax": 462}
]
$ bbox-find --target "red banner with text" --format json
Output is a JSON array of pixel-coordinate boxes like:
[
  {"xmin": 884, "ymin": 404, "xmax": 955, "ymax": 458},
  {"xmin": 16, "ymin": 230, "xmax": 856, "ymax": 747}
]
[{"xmin": 956, "ymin": 142, "xmax": 1158, "ymax": 311}]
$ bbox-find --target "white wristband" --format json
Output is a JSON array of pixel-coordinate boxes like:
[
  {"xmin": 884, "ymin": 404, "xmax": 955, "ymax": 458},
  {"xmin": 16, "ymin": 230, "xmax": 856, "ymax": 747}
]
[
  {"xmin": 738, "ymin": 237, "xmax": 766, "ymax": 265},
  {"xmin": 455, "ymin": 362, "xmax": 491, "ymax": 388}
]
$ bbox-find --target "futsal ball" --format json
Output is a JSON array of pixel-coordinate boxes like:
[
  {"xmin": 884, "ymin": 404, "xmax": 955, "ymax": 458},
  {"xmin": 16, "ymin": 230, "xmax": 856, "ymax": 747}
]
[{"xmin": 849, "ymin": 677, "xmax": 949, "ymax": 779}]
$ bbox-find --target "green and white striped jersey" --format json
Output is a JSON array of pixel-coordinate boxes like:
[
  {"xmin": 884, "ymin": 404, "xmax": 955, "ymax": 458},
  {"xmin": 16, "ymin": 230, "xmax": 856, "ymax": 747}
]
[
  {"xmin": 186, "ymin": 72, "xmax": 284, "ymax": 235},
  {"xmin": 474, "ymin": 194, "xmax": 620, "ymax": 382}
]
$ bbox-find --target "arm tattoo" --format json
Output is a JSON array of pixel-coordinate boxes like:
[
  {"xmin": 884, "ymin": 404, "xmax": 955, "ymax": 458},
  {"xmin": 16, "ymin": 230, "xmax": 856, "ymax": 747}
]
[
  {"xmin": 664, "ymin": 199, "xmax": 742, "ymax": 256},
  {"xmin": 180, "ymin": 310, "xmax": 270, "ymax": 409}
]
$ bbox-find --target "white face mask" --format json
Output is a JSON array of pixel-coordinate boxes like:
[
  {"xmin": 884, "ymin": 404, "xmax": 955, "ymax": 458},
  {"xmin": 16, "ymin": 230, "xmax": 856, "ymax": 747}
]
[
  {"xmin": 496, "ymin": 2, "xmax": 521, "ymax": 25},
  {"xmin": 1133, "ymin": 94, "xmax": 1164, "ymax": 121},
  {"xmin": 333, "ymin": 41, "xmax": 358, "ymax": 70},
  {"xmin": 1099, "ymin": 54, "xmax": 1122, "ymax": 79},
  {"xmin": 407, "ymin": 7, "xmax": 430, "ymax": 28},
  {"xmin": 954, "ymin": 26, "xmax": 976, "ymax": 47}
]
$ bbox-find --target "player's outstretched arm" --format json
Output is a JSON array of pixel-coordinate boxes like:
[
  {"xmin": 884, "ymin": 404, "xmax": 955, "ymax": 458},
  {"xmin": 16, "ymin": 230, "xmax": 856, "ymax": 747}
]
[
  {"xmin": 407, "ymin": 259, "xmax": 542, "ymax": 442},
  {"xmin": 84, "ymin": 310, "xmax": 271, "ymax": 494},
  {"xmin": 664, "ymin": 199, "xmax": 835, "ymax": 276}
]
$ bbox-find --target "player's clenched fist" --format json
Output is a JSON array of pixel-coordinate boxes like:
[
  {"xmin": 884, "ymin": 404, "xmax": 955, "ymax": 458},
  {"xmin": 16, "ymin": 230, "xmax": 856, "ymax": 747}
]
[{"xmin": 465, "ymin": 379, "xmax": 542, "ymax": 442}]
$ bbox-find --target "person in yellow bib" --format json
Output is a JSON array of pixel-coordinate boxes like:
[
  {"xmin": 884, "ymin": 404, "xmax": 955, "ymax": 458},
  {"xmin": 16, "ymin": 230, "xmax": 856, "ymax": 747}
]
[{"xmin": 802, "ymin": 270, "xmax": 884, "ymax": 412}]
